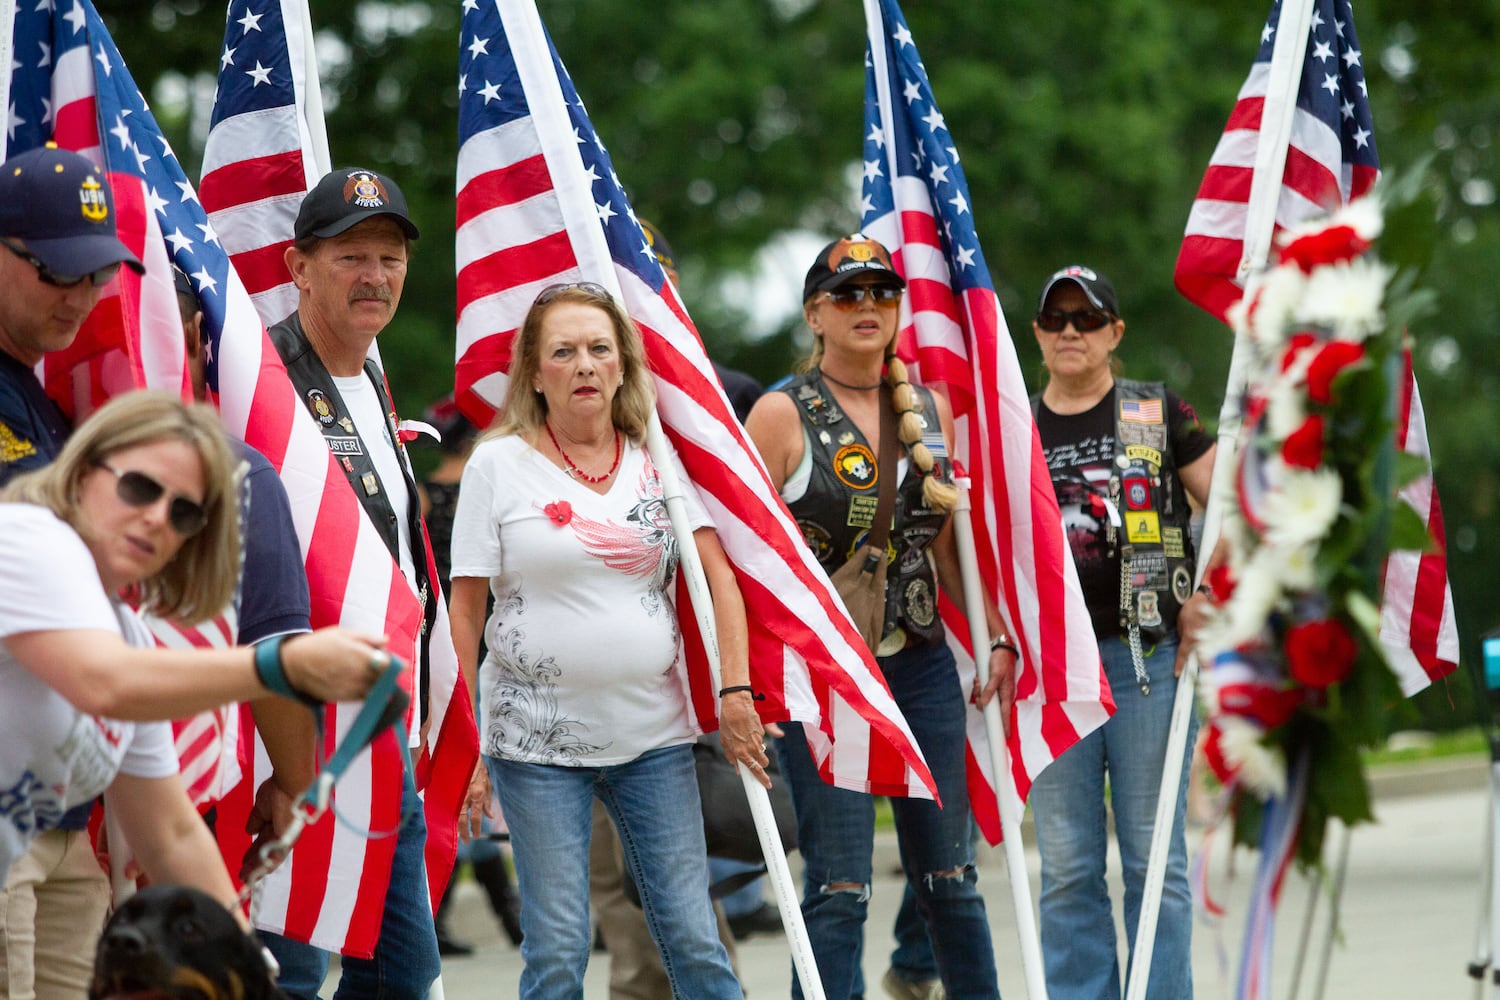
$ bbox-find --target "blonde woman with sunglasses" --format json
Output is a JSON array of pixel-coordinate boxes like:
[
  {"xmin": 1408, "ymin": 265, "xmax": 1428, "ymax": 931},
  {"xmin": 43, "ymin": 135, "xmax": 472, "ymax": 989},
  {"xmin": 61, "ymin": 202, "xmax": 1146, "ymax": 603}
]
[
  {"xmin": 744, "ymin": 234, "xmax": 1012, "ymax": 1000},
  {"xmin": 0, "ymin": 390, "xmax": 390, "ymax": 901}
]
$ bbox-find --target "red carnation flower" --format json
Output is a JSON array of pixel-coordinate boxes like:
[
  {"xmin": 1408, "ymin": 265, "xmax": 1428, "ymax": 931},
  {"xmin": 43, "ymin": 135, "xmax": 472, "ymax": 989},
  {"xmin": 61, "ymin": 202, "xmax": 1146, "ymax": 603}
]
[
  {"xmin": 1280, "ymin": 224, "xmax": 1372, "ymax": 273},
  {"xmin": 1285, "ymin": 618, "xmax": 1359, "ymax": 689},
  {"xmin": 1205, "ymin": 562, "xmax": 1237, "ymax": 604},
  {"xmin": 1305, "ymin": 341, "xmax": 1366, "ymax": 404},
  {"xmin": 1281, "ymin": 414, "xmax": 1326, "ymax": 469}
]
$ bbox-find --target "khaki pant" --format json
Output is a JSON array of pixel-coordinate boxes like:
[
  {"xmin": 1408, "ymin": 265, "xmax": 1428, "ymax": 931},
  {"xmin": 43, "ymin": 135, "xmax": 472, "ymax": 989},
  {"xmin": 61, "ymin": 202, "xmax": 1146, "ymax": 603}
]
[
  {"xmin": 588, "ymin": 800, "xmax": 740, "ymax": 1000},
  {"xmin": 0, "ymin": 829, "xmax": 112, "ymax": 1000}
]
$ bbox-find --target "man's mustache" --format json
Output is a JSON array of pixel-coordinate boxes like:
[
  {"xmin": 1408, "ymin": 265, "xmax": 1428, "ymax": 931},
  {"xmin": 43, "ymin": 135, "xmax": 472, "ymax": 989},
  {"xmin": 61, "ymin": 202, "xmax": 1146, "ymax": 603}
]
[{"xmin": 349, "ymin": 284, "xmax": 394, "ymax": 304}]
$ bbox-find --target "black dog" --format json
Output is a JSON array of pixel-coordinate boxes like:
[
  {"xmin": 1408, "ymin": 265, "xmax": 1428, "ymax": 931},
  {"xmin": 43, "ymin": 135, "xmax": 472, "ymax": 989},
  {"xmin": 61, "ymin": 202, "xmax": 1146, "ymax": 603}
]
[{"xmin": 89, "ymin": 885, "xmax": 284, "ymax": 1000}]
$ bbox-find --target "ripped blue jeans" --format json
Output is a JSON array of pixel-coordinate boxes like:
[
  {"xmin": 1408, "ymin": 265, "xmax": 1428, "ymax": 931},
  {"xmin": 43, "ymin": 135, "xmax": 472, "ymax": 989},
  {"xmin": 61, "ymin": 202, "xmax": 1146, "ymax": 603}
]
[{"xmin": 777, "ymin": 639, "xmax": 1000, "ymax": 1000}]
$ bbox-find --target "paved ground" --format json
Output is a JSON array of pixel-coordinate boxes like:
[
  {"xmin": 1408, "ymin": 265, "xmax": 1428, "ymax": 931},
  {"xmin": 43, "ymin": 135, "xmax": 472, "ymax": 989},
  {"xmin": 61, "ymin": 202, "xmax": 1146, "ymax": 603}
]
[{"xmin": 333, "ymin": 758, "xmax": 1493, "ymax": 998}]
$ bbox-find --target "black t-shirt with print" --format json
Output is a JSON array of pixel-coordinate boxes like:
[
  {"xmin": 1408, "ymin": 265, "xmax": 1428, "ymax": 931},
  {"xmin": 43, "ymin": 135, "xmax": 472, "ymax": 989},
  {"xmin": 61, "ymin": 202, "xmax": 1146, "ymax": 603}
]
[{"xmin": 1036, "ymin": 386, "xmax": 1212, "ymax": 638}]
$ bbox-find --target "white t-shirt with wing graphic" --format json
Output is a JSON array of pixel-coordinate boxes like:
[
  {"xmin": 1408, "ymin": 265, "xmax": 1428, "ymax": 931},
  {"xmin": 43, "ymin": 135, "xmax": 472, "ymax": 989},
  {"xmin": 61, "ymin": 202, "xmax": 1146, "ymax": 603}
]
[{"xmin": 451, "ymin": 434, "xmax": 711, "ymax": 766}]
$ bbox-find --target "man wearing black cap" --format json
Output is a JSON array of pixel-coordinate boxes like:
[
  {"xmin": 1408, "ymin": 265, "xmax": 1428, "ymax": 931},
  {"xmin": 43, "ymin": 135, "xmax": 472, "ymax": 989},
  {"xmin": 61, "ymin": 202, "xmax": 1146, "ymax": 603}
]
[
  {"xmin": 260, "ymin": 167, "xmax": 442, "ymax": 1000},
  {"xmin": 0, "ymin": 142, "xmax": 144, "ymax": 999}
]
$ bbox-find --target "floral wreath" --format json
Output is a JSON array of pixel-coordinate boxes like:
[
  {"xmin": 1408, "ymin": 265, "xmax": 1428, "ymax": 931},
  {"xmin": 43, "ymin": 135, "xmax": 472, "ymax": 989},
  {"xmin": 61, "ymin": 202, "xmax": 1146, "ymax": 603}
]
[{"xmin": 1195, "ymin": 189, "xmax": 1436, "ymax": 868}]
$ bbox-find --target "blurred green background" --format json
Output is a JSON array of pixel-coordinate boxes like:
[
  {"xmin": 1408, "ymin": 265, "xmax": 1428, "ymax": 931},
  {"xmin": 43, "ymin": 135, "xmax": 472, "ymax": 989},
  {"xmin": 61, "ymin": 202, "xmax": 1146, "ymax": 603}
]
[{"xmin": 108, "ymin": 0, "xmax": 1498, "ymax": 729}]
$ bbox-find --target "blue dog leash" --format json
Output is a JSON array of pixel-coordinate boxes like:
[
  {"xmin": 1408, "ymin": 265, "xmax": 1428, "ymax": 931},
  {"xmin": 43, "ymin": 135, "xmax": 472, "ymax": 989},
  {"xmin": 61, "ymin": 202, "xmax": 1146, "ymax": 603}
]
[{"xmin": 237, "ymin": 641, "xmax": 415, "ymax": 916}]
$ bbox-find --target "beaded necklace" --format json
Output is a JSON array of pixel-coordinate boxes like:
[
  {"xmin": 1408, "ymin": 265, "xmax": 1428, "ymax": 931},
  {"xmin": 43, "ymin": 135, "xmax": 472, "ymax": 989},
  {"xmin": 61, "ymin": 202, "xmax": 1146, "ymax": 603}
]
[{"xmin": 545, "ymin": 422, "xmax": 622, "ymax": 484}]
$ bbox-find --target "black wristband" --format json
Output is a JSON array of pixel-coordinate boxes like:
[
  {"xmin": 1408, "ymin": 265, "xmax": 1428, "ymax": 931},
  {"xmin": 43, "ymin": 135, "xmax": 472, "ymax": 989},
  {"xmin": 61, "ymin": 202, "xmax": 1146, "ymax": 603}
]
[
  {"xmin": 1197, "ymin": 584, "xmax": 1214, "ymax": 598},
  {"xmin": 989, "ymin": 636, "xmax": 1019, "ymax": 657},
  {"xmin": 718, "ymin": 684, "xmax": 763, "ymax": 700}
]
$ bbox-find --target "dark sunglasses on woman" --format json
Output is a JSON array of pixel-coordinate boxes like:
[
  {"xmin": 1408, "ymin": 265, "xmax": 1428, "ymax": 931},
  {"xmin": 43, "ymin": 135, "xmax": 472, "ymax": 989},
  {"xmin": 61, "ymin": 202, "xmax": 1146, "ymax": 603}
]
[
  {"xmin": 94, "ymin": 461, "xmax": 208, "ymax": 537},
  {"xmin": 822, "ymin": 284, "xmax": 902, "ymax": 311},
  {"xmin": 0, "ymin": 238, "xmax": 123, "ymax": 289},
  {"xmin": 1035, "ymin": 306, "xmax": 1114, "ymax": 333}
]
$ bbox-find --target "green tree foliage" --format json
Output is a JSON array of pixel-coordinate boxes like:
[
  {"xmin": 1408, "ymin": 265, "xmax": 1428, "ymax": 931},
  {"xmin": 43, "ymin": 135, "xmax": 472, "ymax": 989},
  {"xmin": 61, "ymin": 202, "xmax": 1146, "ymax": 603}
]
[{"xmin": 111, "ymin": 0, "xmax": 1497, "ymax": 725}]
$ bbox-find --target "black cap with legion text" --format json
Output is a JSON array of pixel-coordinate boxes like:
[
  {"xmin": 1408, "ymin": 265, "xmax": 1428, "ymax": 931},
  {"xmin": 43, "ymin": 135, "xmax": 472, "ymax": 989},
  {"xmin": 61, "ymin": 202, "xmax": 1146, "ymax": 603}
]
[
  {"xmin": 802, "ymin": 233, "xmax": 905, "ymax": 302},
  {"xmin": 294, "ymin": 167, "xmax": 420, "ymax": 242}
]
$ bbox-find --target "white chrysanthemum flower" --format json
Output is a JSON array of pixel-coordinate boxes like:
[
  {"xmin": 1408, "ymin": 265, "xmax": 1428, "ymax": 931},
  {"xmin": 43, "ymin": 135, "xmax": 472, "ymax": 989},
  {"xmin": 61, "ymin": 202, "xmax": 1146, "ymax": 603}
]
[
  {"xmin": 1247, "ymin": 265, "xmax": 1307, "ymax": 349},
  {"xmin": 1293, "ymin": 258, "xmax": 1393, "ymax": 341},
  {"xmin": 1193, "ymin": 605, "xmax": 1241, "ymax": 664},
  {"xmin": 1219, "ymin": 563, "xmax": 1282, "ymax": 648},
  {"xmin": 1263, "ymin": 374, "xmax": 1307, "ymax": 441},
  {"xmin": 1250, "ymin": 539, "xmax": 1318, "ymax": 593},
  {"xmin": 1218, "ymin": 717, "xmax": 1288, "ymax": 799},
  {"xmin": 1334, "ymin": 196, "xmax": 1385, "ymax": 243},
  {"xmin": 1262, "ymin": 466, "xmax": 1343, "ymax": 547}
]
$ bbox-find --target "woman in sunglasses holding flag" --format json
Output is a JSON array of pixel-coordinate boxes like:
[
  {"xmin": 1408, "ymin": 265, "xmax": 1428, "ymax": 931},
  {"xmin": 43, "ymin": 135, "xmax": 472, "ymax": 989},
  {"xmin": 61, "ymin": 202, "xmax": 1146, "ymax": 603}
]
[
  {"xmin": 745, "ymin": 234, "xmax": 1011, "ymax": 1000},
  {"xmin": 1027, "ymin": 265, "xmax": 1216, "ymax": 999},
  {"xmin": 0, "ymin": 390, "xmax": 389, "ymax": 900}
]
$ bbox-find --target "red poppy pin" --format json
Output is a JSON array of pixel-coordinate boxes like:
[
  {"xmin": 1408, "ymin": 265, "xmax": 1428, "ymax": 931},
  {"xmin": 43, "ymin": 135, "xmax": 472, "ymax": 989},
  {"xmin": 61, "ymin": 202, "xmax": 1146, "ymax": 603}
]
[{"xmin": 544, "ymin": 500, "xmax": 572, "ymax": 526}]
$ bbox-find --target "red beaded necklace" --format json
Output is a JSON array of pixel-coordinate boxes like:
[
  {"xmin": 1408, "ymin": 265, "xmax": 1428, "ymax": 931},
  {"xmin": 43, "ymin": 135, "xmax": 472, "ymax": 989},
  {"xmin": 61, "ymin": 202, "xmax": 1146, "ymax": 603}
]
[{"xmin": 545, "ymin": 422, "xmax": 622, "ymax": 484}]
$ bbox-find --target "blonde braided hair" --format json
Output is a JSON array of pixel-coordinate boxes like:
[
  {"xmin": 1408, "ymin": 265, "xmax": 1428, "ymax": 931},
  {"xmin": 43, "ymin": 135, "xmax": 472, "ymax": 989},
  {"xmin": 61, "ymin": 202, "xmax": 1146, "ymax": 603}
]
[{"xmin": 883, "ymin": 351, "xmax": 959, "ymax": 513}]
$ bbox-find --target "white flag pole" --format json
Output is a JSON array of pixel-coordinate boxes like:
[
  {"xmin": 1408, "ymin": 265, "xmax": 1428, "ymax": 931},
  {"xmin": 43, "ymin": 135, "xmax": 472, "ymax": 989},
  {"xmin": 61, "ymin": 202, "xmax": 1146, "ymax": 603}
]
[
  {"xmin": 953, "ymin": 481, "xmax": 1049, "ymax": 1000},
  {"xmin": 1, "ymin": 0, "xmax": 16, "ymax": 161},
  {"xmin": 1124, "ymin": 3, "xmax": 1316, "ymax": 998},
  {"xmin": 290, "ymin": 0, "xmax": 331, "ymax": 177},
  {"xmin": 502, "ymin": 3, "xmax": 826, "ymax": 996}
]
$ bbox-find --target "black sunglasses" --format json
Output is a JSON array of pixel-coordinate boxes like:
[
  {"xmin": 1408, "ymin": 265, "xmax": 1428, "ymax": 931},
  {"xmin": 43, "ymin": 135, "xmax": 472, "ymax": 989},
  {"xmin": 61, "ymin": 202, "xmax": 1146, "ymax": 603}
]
[
  {"xmin": 823, "ymin": 284, "xmax": 902, "ymax": 311},
  {"xmin": 1, "ymin": 237, "xmax": 122, "ymax": 289},
  {"xmin": 94, "ymin": 460, "xmax": 209, "ymax": 537},
  {"xmin": 1035, "ymin": 306, "xmax": 1114, "ymax": 333},
  {"xmin": 535, "ymin": 281, "xmax": 613, "ymax": 305}
]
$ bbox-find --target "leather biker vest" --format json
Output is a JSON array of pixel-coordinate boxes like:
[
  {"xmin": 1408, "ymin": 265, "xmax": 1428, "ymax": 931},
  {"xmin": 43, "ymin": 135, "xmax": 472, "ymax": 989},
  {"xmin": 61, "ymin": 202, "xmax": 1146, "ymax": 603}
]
[
  {"xmin": 268, "ymin": 312, "xmax": 435, "ymax": 720},
  {"xmin": 781, "ymin": 371, "xmax": 951, "ymax": 650},
  {"xmin": 1105, "ymin": 378, "xmax": 1198, "ymax": 641}
]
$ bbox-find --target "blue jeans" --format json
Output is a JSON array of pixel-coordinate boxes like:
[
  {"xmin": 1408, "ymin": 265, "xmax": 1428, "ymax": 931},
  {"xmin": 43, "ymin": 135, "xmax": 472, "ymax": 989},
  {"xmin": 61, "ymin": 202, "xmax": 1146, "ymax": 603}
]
[
  {"xmin": 778, "ymin": 640, "xmax": 1000, "ymax": 1000},
  {"xmin": 486, "ymin": 745, "xmax": 740, "ymax": 1000},
  {"xmin": 262, "ymin": 776, "xmax": 439, "ymax": 999},
  {"xmin": 890, "ymin": 878, "xmax": 939, "ymax": 982},
  {"xmin": 1028, "ymin": 635, "xmax": 1196, "ymax": 1000}
]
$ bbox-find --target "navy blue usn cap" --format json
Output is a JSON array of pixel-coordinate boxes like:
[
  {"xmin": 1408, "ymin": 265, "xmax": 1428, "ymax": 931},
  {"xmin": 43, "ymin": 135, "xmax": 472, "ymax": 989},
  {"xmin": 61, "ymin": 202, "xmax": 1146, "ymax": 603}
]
[{"xmin": 0, "ymin": 144, "xmax": 143, "ymax": 278}]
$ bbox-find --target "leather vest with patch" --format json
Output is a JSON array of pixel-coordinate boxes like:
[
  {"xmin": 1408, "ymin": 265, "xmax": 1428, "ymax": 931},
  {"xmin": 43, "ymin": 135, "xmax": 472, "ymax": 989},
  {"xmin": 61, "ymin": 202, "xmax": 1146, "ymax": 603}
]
[
  {"xmin": 1104, "ymin": 379, "xmax": 1197, "ymax": 640},
  {"xmin": 268, "ymin": 312, "xmax": 435, "ymax": 719},
  {"xmin": 781, "ymin": 371, "xmax": 950, "ymax": 648}
]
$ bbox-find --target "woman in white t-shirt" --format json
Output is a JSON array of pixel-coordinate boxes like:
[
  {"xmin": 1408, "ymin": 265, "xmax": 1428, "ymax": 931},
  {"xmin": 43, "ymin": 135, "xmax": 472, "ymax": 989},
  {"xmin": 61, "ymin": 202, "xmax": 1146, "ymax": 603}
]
[
  {"xmin": 0, "ymin": 391, "xmax": 391, "ymax": 902},
  {"xmin": 448, "ymin": 283, "xmax": 763, "ymax": 999}
]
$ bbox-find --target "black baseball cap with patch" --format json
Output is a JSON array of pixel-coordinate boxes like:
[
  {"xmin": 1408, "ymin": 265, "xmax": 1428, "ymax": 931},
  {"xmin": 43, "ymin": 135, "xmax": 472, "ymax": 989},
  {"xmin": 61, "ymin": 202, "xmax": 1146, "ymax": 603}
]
[
  {"xmin": 0, "ymin": 144, "xmax": 143, "ymax": 277},
  {"xmin": 1037, "ymin": 265, "xmax": 1120, "ymax": 316},
  {"xmin": 802, "ymin": 233, "xmax": 905, "ymax": 302},
  {"xmin": 294, "ymin": 167, "xmax": 420, "ymax": 242}
]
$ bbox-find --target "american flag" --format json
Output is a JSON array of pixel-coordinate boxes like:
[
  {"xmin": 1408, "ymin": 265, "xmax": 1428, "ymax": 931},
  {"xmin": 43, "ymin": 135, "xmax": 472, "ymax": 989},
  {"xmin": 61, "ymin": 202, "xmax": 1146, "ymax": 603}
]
[
  {"xmin": 198, "ymin": 0, "xmax": 477, "ymax": 956},
  {"xmin": 7, "ymin": 0, "xmax": 476, "ymax": 956},
  {"xmin": 859, "ymin": 0, "xmax": 1114, "ymax": 841},
  {"xmin": 454, "ymin": 0, "xmax": 938, "ymax": 800},
  {"xmin": 1174, "ymin": 0, "xmax": 1458, "ymax": 694},
  {"xmin": 199, "ymin": 0, "xmax": 322, "ymax": 326}
]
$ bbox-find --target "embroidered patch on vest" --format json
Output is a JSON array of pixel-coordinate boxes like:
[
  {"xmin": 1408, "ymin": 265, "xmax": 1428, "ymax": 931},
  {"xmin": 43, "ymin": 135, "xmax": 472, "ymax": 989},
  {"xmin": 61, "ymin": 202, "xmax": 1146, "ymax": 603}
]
[{"xmin": 833, "ymin": 442, "xmax": 877, "ymax": 489}]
